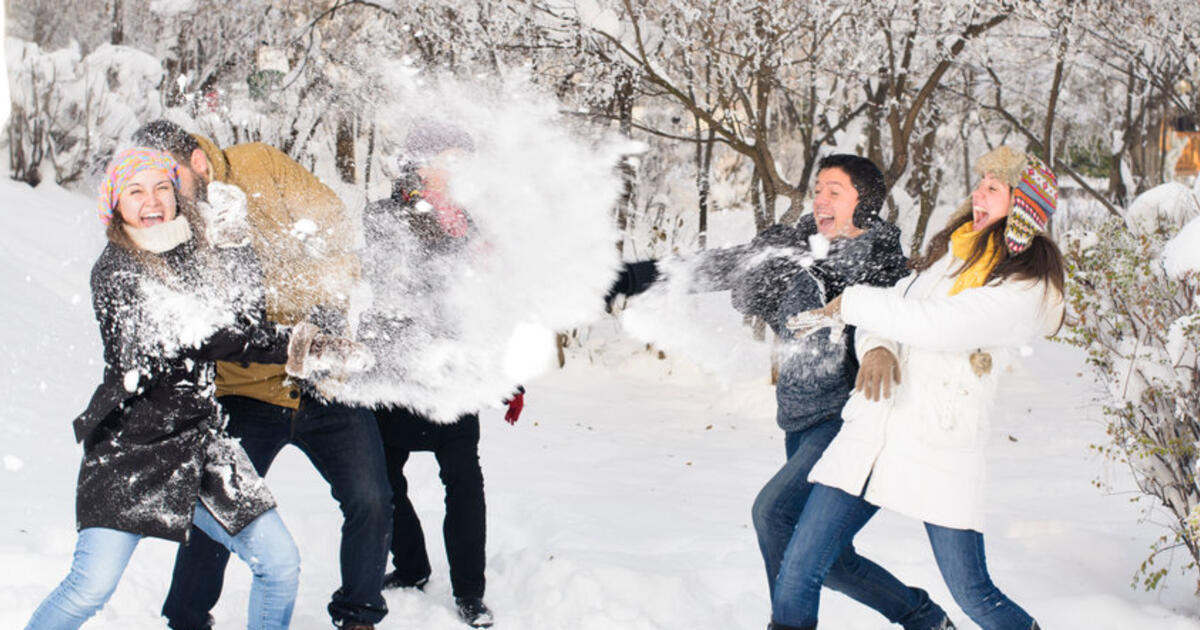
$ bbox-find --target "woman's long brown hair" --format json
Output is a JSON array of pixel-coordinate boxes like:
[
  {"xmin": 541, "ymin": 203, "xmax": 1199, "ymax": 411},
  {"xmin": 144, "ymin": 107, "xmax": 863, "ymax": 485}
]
[{"xmin": 909, "ymin": 211, "xmax": 1065, "ymax": 299}]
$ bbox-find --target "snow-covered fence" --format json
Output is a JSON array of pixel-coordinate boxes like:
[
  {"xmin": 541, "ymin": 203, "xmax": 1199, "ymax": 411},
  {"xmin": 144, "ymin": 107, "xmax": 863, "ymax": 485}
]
[{"xmin": 1062, "ymin": 180, "xmax": 1200, "ymax": 590}]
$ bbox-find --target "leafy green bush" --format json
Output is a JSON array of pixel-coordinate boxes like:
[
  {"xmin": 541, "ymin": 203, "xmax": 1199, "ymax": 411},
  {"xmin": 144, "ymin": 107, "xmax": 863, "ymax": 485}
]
[{"xmin": 1062, "ymin": 211, "xmax": 1200, "ymax": 591}]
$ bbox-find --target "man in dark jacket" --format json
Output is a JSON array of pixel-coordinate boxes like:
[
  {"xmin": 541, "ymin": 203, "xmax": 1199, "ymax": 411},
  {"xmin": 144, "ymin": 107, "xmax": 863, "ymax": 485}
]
[{"xmin": 607, "ymin": 155, "xmax": 955, "ymax": 630}]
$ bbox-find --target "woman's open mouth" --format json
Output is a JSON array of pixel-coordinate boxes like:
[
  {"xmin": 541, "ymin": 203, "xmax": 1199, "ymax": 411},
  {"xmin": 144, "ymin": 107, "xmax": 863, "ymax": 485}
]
[{"xmin": 972, "ymin": 206, "xmax": 989, "ymax": 231}]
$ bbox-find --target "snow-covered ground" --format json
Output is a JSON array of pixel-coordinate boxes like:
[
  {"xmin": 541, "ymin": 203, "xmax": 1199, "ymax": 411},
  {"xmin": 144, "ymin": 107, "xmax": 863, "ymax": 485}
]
[{"xmin": 2, "ymin": 177, "xmax": 1200, "ymax": 629}]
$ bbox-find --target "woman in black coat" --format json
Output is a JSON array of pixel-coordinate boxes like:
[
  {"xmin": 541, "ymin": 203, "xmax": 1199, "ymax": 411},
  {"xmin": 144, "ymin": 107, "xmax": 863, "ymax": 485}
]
[{"xmin": 26, "ymin": 148, "xmax": 362, "ymax": 630}]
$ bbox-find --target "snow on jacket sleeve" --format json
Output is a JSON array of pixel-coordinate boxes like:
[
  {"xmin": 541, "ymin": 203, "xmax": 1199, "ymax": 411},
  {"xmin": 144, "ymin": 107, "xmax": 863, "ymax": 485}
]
[
  {"xmin": 94, "ymin": 269, "xmax": 289, "ymax": 380},
  {"xmin": 854, "ymin": 326, "xmax": 901, "ymax": 363},
  {"xmin": 77, "ymin": 248, "xmax": 292, "ymax": 444},
  {"xmin": 841, "ymin": 278, "xmax": 1063, "ymax": 353}
]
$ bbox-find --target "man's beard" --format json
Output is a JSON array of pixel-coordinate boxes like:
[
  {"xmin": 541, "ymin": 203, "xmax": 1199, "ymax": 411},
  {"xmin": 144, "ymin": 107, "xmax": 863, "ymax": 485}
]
[
  {"xmin": 190, "ymin": 177, "xmax": 208, "ymax": 203},
  {"xmin": 179, "ymin": 165, "xmax": 207, "ymax": 203}
]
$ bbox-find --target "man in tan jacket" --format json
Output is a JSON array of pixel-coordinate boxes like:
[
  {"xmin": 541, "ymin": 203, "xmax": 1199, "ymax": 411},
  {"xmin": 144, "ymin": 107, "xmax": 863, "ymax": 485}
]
[{"xmin": 133, "ymin": 120, "xmax": 392, "ymax": 630}]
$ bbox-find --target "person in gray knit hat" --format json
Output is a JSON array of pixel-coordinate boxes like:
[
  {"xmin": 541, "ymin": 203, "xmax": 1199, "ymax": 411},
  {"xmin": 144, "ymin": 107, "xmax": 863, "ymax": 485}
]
[{"xmin": 363, "ymin": 120, "xmax": 515, "ymax": 629}]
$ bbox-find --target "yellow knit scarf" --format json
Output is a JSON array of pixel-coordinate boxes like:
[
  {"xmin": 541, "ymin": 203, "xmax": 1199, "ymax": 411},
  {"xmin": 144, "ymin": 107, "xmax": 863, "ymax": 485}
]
[{"xmin": 948, "ymin": 222, "xmax": 1001, "ymax": 296}]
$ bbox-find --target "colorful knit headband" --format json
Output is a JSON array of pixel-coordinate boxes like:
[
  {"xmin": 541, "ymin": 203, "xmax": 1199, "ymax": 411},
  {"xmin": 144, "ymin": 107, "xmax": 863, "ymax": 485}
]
[
  {"xmin": 1004, "ymin": 155, "xmax": 1057, "ymax": 255},
  {"xmin": 97, "ymin": 147, "xmax": 181, "ymax": 225}
]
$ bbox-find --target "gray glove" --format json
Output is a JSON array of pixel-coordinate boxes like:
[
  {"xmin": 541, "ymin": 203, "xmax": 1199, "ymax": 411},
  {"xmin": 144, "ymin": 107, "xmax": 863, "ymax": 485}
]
[
  {"xmin": 200, "ymin": 181, "xmax": 252, "ymax": 248},
  {"xmin": 785, "ymin": 295, "xmax": 844, "ymax": 339},
  {"xmin": 286, "ymin": 321, "xmax": 375, "ymax": 378}
]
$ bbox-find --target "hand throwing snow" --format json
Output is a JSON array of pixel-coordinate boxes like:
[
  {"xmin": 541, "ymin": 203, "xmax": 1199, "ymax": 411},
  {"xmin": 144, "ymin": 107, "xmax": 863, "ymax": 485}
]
[
  {"xmin": 286, "ymin": 321, "xmax": 376, "ymax": 378},
  {"xmin": 201, "ymin": 181, "xmax": 253, "ymax": 248},
  {"xmin": 785, "ymin": 295, "xmax": 843, "ymax": 338}
]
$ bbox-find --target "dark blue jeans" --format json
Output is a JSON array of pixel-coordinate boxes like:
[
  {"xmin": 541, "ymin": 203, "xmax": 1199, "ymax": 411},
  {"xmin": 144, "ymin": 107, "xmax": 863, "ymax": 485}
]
[
  {"xmin": 752, "ymin": 419, "xmax": 946, "ymax": 630},
  {"xmin": 162, "ymin": 395, "xmax": 392, "ymax": 628},
  {"xmin": 775, "ymin": 483, "xmax": 1038, "ymax": 629}
]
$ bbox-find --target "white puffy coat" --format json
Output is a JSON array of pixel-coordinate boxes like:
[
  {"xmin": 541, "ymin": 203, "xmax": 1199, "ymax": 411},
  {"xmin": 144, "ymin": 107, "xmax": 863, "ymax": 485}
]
[{"xmin": 807, "ymin": 247, "xmax": 1063, "ymax": 531}]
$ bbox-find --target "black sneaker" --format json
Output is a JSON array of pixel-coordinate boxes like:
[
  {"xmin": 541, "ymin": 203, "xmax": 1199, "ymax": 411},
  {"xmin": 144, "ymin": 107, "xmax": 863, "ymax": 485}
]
[
  {"xmin": 455, "ymin": 597, "xmax": 494, "ymax": 628},
  {"xmin": 382, "ymin": 571, "xmax": 429, "ymax": 591}
]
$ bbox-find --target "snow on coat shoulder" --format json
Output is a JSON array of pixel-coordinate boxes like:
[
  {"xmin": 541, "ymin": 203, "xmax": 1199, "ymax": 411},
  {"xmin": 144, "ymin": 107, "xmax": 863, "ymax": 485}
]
[{"xmin": 809, "ymin": 249, "xmax": 1062, "ymax": 531}]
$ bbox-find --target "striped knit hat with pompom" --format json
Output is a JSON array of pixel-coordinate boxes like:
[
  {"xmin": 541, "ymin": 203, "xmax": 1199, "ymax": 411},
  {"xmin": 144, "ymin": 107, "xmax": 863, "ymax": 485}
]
[
  {"xmin": 97, "ymin": 147, "xmax": 180, "ymax": 225},
  {"xmin": 1004, "ymin": 154, "xmax": 1057, "ymax": 255}
]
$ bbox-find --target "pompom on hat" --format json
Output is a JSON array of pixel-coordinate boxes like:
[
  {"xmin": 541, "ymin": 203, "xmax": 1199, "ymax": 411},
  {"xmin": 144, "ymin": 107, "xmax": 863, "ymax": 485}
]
[
  {"xmin": 97, "ymin": 147, "xmax": 181, "ymax": 225},
  {"xmin": 972, "ymin": 146, "xmax": 1057, "ymax": 255}
]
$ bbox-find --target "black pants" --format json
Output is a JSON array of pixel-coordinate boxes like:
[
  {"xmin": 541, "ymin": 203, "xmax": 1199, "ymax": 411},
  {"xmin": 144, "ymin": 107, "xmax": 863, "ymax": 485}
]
[
  {"xmin": 376, "ymin": 406, "xmax": 486, "ymax": 599},
  {"xmin": 162, "ymin": 395, "xmax": 392, "ymax": 628}
]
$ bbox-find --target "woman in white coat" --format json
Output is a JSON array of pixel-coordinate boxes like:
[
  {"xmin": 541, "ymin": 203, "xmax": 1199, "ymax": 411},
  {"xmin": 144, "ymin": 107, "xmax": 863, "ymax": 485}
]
[{"xmin": 769, "ymin": 146, "xmax": 1064, "ymax": 630}]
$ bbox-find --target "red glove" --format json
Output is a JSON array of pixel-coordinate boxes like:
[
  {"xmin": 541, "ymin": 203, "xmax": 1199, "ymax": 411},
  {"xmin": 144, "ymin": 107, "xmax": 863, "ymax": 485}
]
[{"xmin": 503, "ymin": 386, "xmax": 526, "ymax": 425}]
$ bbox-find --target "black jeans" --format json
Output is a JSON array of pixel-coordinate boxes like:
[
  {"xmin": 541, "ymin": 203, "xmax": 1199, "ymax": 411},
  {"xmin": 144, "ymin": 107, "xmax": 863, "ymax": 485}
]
[
  {"xmin": 162, "ymin": 395, "xmax": 392, "ymax": 628},
  {"xmin": 376, "ymin": 407, "xmax": 486, "ymax": 599}
]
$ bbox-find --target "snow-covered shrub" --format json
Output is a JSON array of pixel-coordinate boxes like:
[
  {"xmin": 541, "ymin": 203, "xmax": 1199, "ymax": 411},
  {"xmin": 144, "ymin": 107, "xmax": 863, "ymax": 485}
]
[
  {"xmin": 1063, "ymin": 181, "xmax": 1200, "ymax": 590},
  {"xmin": 5, "ymin": 38, "xmax": 162, "ymax": 187}
]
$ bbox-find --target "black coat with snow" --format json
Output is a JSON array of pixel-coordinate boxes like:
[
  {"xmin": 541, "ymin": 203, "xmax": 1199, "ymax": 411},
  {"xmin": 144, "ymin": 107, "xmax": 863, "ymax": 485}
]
[
  {"xmin": 690, "ymin": 214, "xmax": 904, "ymax": 329},
  {"xmin": 74, "ymin": 240, "xmax": 289, "ymax": 542},
  {"xmin": 753, "ymin": 214, "xmax": 908, "ymax": 431},
  {"xmin": 608, "ymin": 213, "xmax": 908, "ymax": 432},
  {"xmin": 610, "ymin": 215, "xmax": 907, "ymax": 322},
  {"xmin": 355, "ymin": 177, "xmax": 473, "ymax": 385}
]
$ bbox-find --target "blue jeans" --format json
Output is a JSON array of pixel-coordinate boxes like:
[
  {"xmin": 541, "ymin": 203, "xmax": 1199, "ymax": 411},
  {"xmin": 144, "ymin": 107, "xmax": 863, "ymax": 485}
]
[
  {"xmin": 163, "ymin": 395, "xmax": 392, "ymax": 628},
  {"xmin": 776, "ymin": 483, "xmax": 1039, "ymax": 630},
  {"xmin": 753, "ymin": 420, "xmax": 946, "ymax": 629},
  {"xmin": 27, "ymin": 506, "xmax": 298, "ymax": 630}
]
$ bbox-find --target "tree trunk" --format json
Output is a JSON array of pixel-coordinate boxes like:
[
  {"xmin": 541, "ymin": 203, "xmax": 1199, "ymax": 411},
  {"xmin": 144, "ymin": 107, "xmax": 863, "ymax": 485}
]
[
  {"xmin": 757, "ymin": 162, "xmax": 778, "ymax": 233},
  {"xmin": 1109, "ymin": 67, "xmax": 1137, "ymax": 207},
  {"xmin": 9, "ymin": 107, "xmax": 42, "ymax": 187},
  {"xmin": 883, "ymin": 12, "xmax": 1012, "ymax": 195},
  {"xmin": 614, "ymin": 69, "xmax": 636, "ymax": 256},
  {"xmin": 556, "ymin": 333, "xmax": 569, "ymax": 368},
  {"xmin": 907, "ymin": 116, "xmax": 942, "ymax": 252},
  {"xmin": 335, "ymin": 113, "xmax": 356, "ymax": 184},
  {"xmin": 110, "ymin": 0, "xmax": 123, "ymax": 46},
  {"xmin": 364, "ymin": 121, "xmax": 376, "ymax": 192},
  {"xmin": 750, "ymin": 168, "xmax": 763, "ymax": 231},
  {"xmin": 162, "ymin": 29, "xmax": 195, "ymax": 109},
  {"xmin": 1041, "ymin": 31, "xmax": 1069, "ymax": 164},
  {"xmin": 695, "ymin": 123, "xmax": 715, "ymax": 249}
]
